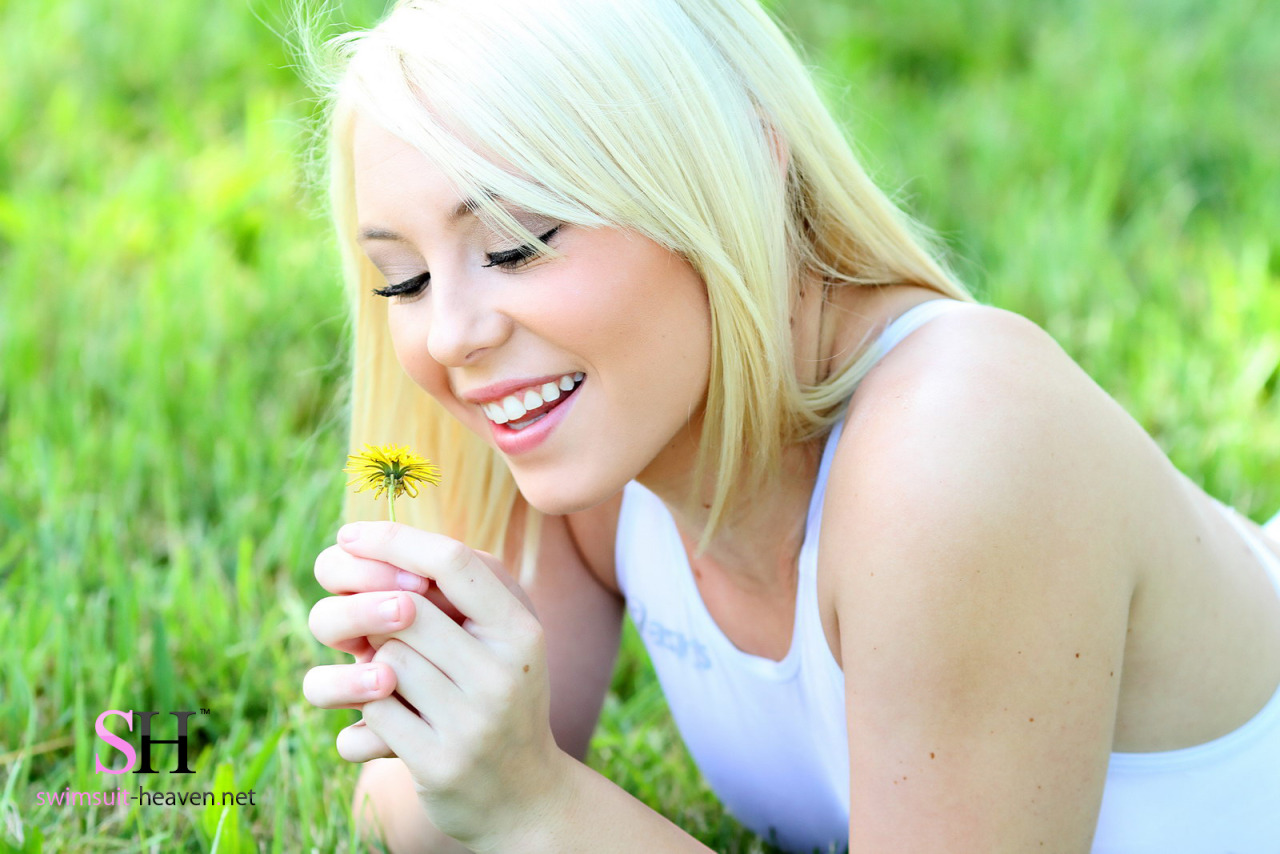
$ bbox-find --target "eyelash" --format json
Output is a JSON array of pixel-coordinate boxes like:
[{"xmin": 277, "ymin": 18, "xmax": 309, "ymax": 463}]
[{"xmin": 371, "ymin": 226, "xmax": 561, "ymax": 300}]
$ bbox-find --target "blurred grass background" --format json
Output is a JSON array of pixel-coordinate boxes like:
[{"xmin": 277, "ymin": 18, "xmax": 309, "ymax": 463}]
[{"xmin": 1, "ymin": 0, "xmax": 1277, "ymax": 851}]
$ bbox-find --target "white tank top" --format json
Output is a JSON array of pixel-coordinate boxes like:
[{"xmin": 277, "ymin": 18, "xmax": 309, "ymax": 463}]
[{"xmin": 612, "ymin": 298, "xmax": 1280, "ymax": 853}]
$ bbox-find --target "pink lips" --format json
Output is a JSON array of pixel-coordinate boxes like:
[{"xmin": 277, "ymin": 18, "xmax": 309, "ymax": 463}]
[
  {"xmin": 460, "ymin": 373, "xmax": 577, "ymax": 406},
  {"xmin": 488, "ymin": 377, "xmax": 584, "ymax": 456}
]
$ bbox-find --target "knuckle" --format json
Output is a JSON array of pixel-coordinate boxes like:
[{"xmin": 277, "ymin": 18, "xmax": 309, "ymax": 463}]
[
  {"xmin": 423, "ymin": 750, "xmax": 465, "ymax": 792},
  {"xmin": 372, "ymin": 637, "xmax": 407, "ymax": 666},
  {"xmin": 307, "ymin": 599, "xmax": 328, "ymax": 640},
  {"xmin": 337, "ymin": 739, "xmax": 363, "ymax": 764},
  {"xmin": 314, "ymin": 545, "xmax": 355, "ymax": 592},
  {"xmin": 361, "ymin": 696, "xmax": 390, "ymax": 729},
  {"xmin": 473, "ymin": 549, "xmax": 502, "ymax": 574},
  {"xmin": 478, "ymin": 668, "xmax": 517, "ymax": 706},
  {"xmin": 496, "ymin": 672, "xmax": 519, "ymax": 703},
  {"xmin": 402, "ymin": 590, "xmax": 434, "ymax": 620},
  {"xmin": 460, "ymin": 709, "xmax": 502, "ymax": 763},
  {"xmin": 453, "ymin": 718, "xmax": 488, "ymax": 758},
  {"xmin": 338, "ymin": 727, "xmax": 377, "ymax": 764},
  {"xmin": 378, "ymin": 521, "xmax": 406, "ymax": 547},
  {"xmin": 302, "ymin": 667, "xmax": 323, "ymax": 706},
  {"xmin": 510, "ymin": 613, "xmax": 544, "ymax": 647},
  {"xmin": 440, "ymin": 539, "xmax": 472, "ymax": 576}
]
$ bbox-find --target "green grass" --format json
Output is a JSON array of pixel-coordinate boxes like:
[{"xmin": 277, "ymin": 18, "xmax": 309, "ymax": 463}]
[{"xmin": 1, "ymin": 0, "xmax": 1277, "ymax": 851}]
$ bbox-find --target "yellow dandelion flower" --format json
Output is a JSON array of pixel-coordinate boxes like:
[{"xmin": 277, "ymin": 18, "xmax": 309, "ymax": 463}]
[{"xmin": 344, "ymin": 443, "xmax": 442, "ymax": 522}]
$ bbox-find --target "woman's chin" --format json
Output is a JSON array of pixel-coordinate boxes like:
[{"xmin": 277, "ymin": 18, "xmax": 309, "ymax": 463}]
[
  {"xmin": 516, "ymin": 488, "xmax": 587, "ymax": 518},
  {"xmin": 512, "ymin": 476, "xmax": 607, "ymax": 518}
]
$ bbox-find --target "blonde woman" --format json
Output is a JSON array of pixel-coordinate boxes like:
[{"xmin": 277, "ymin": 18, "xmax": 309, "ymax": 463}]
[{"xmin": 301, "ymin": 1, "xmax": 1280, "ymax": 851}]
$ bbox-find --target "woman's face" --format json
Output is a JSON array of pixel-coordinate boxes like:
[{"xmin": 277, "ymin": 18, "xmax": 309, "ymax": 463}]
[{"xmin": 351, "ymin": 112, "xmax": 713, "ymax": 514}]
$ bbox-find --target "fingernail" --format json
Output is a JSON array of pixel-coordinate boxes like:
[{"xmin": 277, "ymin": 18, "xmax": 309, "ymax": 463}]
[
  {"xmin": 338, "ymin": 523, "xmax": 362, "ymax": 543},
  {"xmin": 362, "ymin": 666, "xmax": 380, "ymax": 691},
  {"xmin": 378, "ymin": 594, "xmax": 401, "ymax": 623},
  {"xmin": 396, "ymin": 570, "xmax": 426, "ymax": 593}
]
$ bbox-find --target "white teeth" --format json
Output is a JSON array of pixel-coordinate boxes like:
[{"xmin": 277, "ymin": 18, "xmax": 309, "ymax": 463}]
[
  {"xmin": 503, "ymin": 396, "xmax": 527, "ymax": 421},
  {"xmin": 481, "ymin": 373, "xmax": 583, "ymax": 425}
]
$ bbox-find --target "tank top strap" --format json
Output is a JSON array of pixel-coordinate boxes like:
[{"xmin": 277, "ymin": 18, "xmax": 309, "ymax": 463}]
[
  {"xmin": 823, "ymin": 298, "xmax": 972, "ymax": 408},
  {"xmin": 790, "ymin": 297, "xmax": 978, "ymax": 697},
  {"xmin": 865, "ymin": 297, "xmax": 972, "ymax": 366},
  {"xmin": 797, "ymin": 298, "xmax": 971, "ymax": 581}
]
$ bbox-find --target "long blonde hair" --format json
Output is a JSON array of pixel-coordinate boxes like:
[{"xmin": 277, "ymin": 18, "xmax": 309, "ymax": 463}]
[{"xmin": 301, "ymin": 0, "xmax": 975, "ymax": 581}]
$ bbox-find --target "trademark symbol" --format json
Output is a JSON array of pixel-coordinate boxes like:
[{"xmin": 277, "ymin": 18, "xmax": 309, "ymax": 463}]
[{"xmin": 200, "ymin": 708, "xmax": 210, "ymax": 715}]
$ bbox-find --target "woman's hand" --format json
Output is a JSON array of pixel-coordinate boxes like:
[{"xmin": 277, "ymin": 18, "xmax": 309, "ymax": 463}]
[{"xmin": 305, "ymin": 521, "xmax": 568, "ymax": 853}]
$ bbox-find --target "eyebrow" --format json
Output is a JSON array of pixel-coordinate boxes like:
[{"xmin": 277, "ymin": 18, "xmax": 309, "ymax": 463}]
[{"xmin": 358, "ymin": 193, "xmax": 497, "ymax": 243}]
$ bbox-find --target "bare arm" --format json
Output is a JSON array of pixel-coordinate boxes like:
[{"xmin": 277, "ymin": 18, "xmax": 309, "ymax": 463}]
[
  {"xmin": 354, "ymin": 758, "xmax": 471, "ymax": 854},
  {"xmin": 828, "ymin": 308, "xmax": 1136, "ymax": 852},
  {"xmin": 356, "ymin": 753, "xmax": 718, "ymax": 854},
  {"xmin": 497, "ymin": 754, "xmax": 717, "ymax": 853}
]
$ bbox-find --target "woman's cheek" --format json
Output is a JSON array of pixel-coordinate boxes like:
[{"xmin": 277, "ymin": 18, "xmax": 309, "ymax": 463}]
[
  {"xmin": 388, "ymin": 313, "xmax": 450, "ymax": 399},
  {"xmin": 388, "ymin": 318, "xmax": 492, "ymax": 440}
]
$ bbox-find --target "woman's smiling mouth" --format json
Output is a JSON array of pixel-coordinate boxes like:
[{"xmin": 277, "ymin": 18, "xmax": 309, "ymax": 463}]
[
  {"xmin": 480, "ymin": 372, "xmax": 585, "ymax": 427},
  {"xmin": 483, "ymin": 373, "xmax": 586, "ymax": 455}
]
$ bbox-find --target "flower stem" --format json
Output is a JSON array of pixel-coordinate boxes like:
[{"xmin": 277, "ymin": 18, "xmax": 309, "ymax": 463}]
[{"xmin": 388, "ymin": 489, "xmax": 397, "ymax": 523}]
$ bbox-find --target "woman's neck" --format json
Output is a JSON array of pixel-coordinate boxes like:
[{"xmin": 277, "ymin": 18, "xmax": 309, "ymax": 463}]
[
  {"xmin": 632, "ymin": 280, "xmax": 948, "ymax": 593},
  {"xmin": 665, "ymin": 439, "xmax": 824, "ymax": 596}
]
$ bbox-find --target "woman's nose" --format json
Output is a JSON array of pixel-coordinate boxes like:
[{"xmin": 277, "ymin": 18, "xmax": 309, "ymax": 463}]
[{"xmin": 423, "ymin": 270, "xmax": 511, "ymax": 366}]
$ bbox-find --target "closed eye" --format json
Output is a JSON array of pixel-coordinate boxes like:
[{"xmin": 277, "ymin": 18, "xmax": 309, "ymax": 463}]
[
  {"xmin": 370, "ymin": 225, "xmax": 560, "ymax": 301},
  {"xmin": 372, "ymin": 271, "xmax": 429, "ymax": 299},
  {"xmin": 482, "ymin": 225, "xmax": 560, "ymax": 269}
]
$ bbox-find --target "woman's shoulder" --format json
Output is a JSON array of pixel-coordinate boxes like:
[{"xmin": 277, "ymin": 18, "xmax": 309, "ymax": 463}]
[
  {"xmin": 837, "ymin": 301, "xmax": 1130, "ymax": 466},
  {"xmin": 822, "ymin": 300, "xmax": 1155, "ymax": 590},
  {"xmin": 840, "ymin": 301, "xmax": 1077, "ymax": 437},
  {"xmin": 816, "ymin": 304, "xmax": 1160, "ymax": 848}
]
